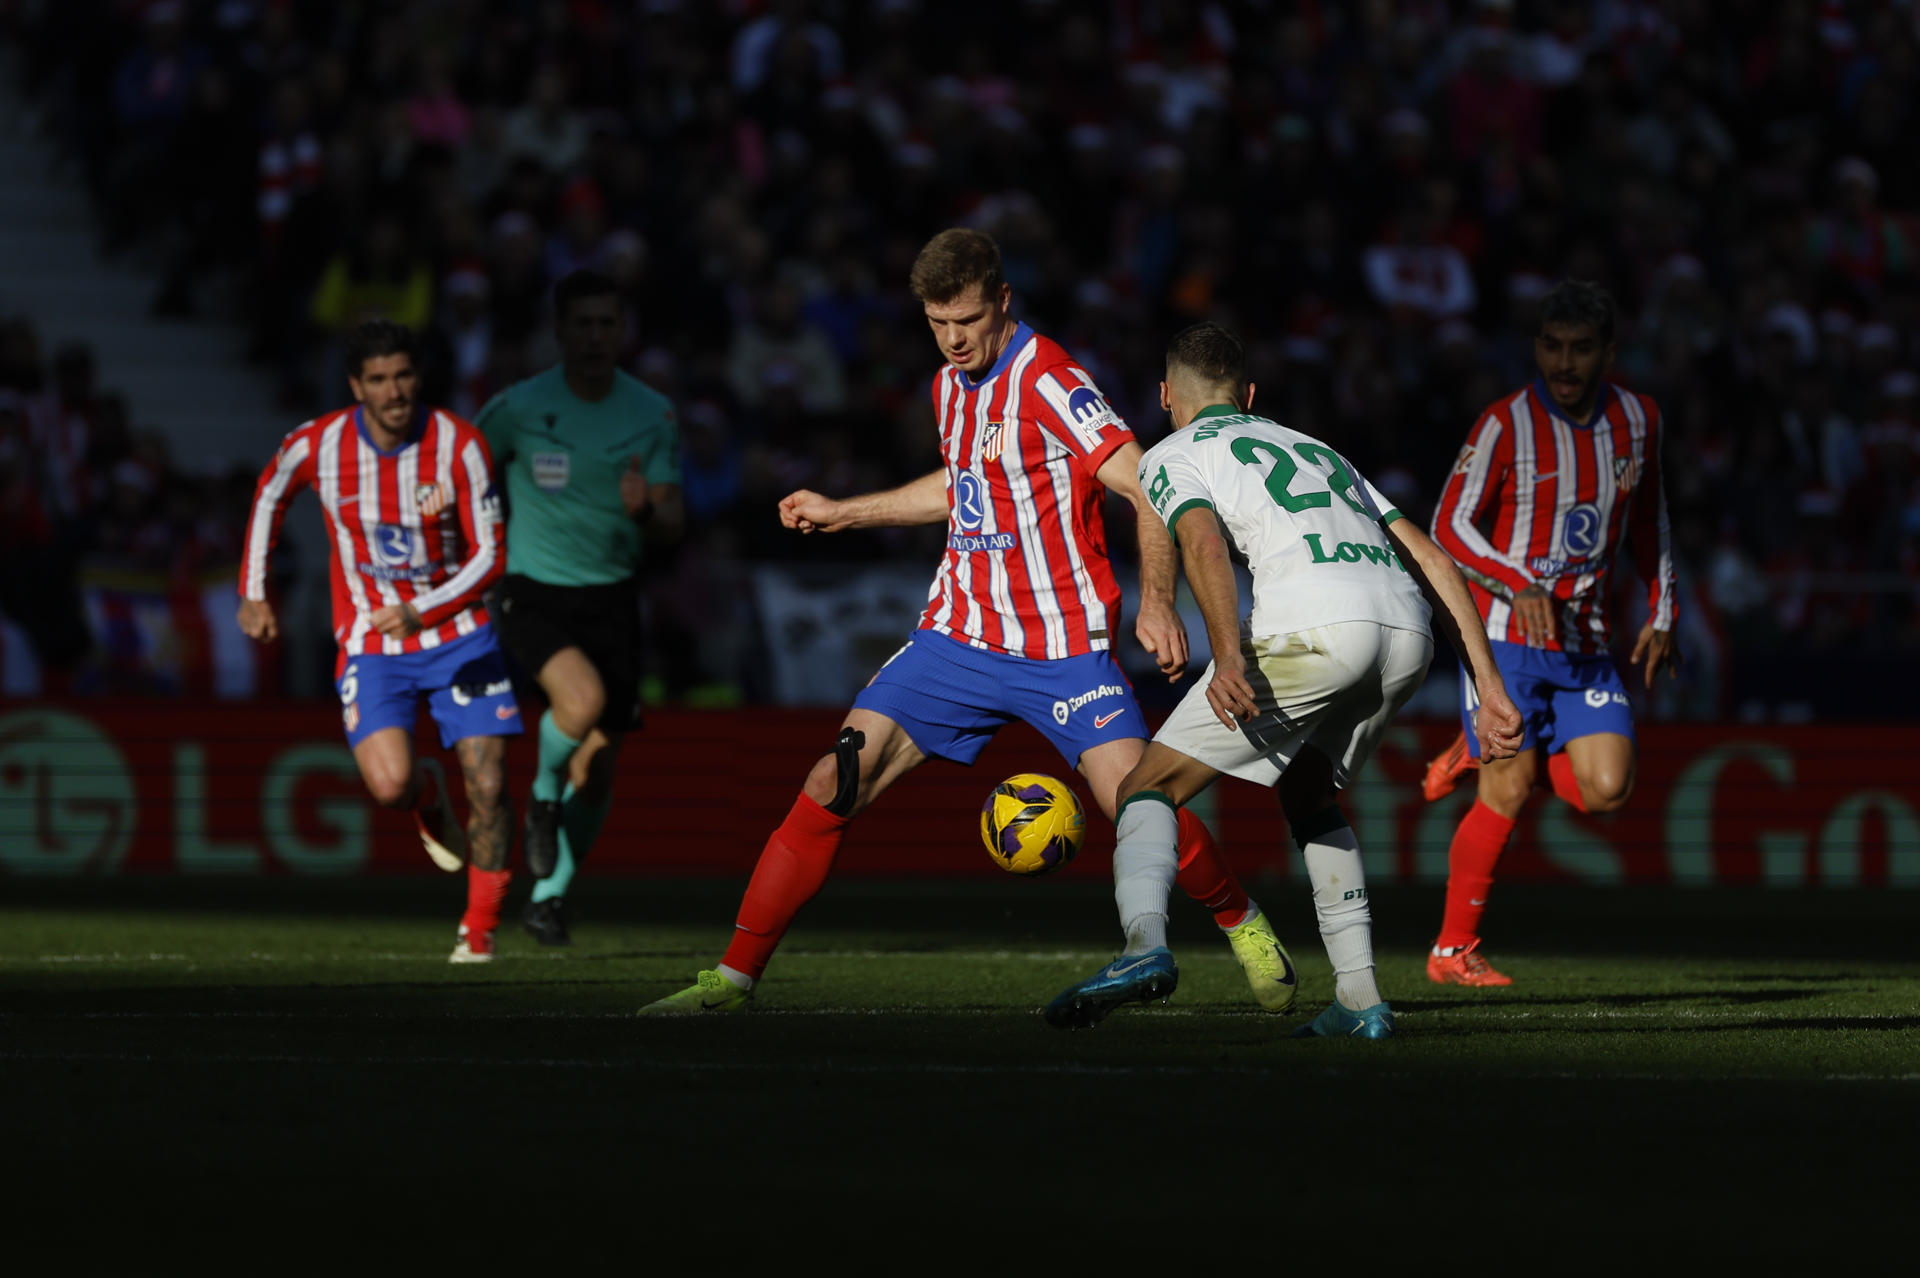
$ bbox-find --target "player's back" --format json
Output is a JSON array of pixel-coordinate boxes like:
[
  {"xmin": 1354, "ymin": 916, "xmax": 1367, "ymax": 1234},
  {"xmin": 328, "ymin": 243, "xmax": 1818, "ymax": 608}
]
[{"xmin": 1140, "ymin": 410, "xmax": 1429, "ymax": 639}]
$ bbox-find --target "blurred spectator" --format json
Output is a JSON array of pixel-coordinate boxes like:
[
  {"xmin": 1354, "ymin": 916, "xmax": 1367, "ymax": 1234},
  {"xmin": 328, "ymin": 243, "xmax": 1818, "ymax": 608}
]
[{"xmin": 14, "ymin": 0, "xmax": 1920, "ymax": 706}]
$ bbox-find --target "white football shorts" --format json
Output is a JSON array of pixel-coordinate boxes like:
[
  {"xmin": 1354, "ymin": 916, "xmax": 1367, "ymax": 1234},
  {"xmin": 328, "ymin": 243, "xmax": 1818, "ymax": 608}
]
[{"xmin": 1156, "ymin": 620, "xmax": 1433, "ymax": 788}]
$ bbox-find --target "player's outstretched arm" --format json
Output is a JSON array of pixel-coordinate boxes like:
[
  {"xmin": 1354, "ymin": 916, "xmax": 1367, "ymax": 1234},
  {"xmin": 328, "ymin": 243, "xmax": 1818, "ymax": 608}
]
[
  {"xmin": 237, "ymin": 429, "xmax": 316, "ymax": 643},
  {"xmin": 1099, "ymin": 443, "xmax": 1188, "ymax": 680},
  {"xmin": 779, "ymin": 468, "xmax": 948, "ymax": 533},
  {"xmin": 1386, "ymin": 518, "xmax": 1522, "ymax": 759},
  {"xmin": 1173, "ymin": 506, "xmax": 1254, "ymax": 728}
]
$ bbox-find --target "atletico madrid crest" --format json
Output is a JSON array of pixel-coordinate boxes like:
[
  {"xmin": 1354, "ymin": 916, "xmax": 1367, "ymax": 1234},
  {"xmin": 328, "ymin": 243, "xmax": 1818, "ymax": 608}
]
[
  {"xmin": 1613, "ymin": 456, "xmax": 1637, "ymax": 491},
  {"xmin": 981, "ymin": 423, "xmax": 1004, "ymax": 463},
  {"xmin": 415, "ymin": 482, "xmax": 452, "ymax": 516}
]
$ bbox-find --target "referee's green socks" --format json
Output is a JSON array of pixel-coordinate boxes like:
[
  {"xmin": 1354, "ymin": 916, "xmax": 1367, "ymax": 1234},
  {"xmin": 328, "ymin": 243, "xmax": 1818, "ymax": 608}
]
[
  {"xmin": 529, "ymin": 784, "xmax": 612, "ymax": 903},
  {"xmin": 534, "ymin": 711, "xmax": 582, "ymax": 803}
]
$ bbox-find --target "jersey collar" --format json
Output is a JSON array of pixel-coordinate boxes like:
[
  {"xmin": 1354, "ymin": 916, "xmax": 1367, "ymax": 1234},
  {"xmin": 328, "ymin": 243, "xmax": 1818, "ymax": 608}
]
[
  {"xmin": 353, "ymin": 405, "xmax": 425, "ymax": 455},
  {"xmin": 955, "ymin": 321, "xmax": 1032, "ymax": 391},
  {"xmin": 1189, "ymin": 403, "xmax": 1243, "ymax": 424},
  {"xmin": 1530, "ymin": 378, "xmax": 1612, "ymax": 430}
]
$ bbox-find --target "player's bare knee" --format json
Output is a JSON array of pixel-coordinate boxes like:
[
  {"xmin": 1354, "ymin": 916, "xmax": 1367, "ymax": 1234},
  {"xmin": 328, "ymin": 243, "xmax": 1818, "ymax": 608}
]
[
  {"xmin": 556, "ymin": 690, "xmax": 604, "ymax": 736},
  {"xmin": 803, "ymin": 733, "xmax": 871, "ymax": 817},
  {"xmin": 462, "ymin": 765, "xmax": 506, "ymax": 815},
  {"xmin": 1478, "ymin": 760, "xmax": 1534, "ymax": 814},
  {"xmin": 365, "ymin": 771, "xmax": 412, "ymax": 808},
  {"xmin": 1585, "ymin": 772, "xmax": 1634, "ymax": 813}
]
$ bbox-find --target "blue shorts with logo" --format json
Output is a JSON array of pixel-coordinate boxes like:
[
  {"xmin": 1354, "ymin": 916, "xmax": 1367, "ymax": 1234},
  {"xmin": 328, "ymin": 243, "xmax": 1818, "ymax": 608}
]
[
  {"xmin": 336, "ymin": 625, "xmax": 523, "ymax": 750},
  {"xmin": 854, "ymin": 629, "xmax": 1147, "ymax": 766},
  {"xmin": 1460, "ymin": 639, "xmax": 1634, "ymax": 759}
]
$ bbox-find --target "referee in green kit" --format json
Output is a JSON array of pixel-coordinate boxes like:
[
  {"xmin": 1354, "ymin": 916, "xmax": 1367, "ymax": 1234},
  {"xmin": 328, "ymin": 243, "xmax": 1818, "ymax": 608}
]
[{"xmin": 479, "ymin": 268, "xmax": 683, "ymax": 945}]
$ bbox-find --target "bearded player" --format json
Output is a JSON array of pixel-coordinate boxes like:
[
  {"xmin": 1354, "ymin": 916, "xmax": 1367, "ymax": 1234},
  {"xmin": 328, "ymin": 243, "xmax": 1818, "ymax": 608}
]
[
  {"xmin": 238, "ymin": 320, "xmax": 518, "ymax": 963},
  {"xmin": 643, "ymin": 228, "xmax": 1291, "ymax": 1014},
  {"xmin": 1419, "ymin": 280, "xmax": 1680, "ymax": 986}
]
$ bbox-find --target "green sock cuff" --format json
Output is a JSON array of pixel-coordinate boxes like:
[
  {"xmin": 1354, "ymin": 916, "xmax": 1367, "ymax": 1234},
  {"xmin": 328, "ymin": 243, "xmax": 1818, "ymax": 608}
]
[
  {"xmin": 533, "ymin": 711, "xmax": 583, "ymax": 802},
  {"xmin": 1117, "ymin": 790, "xmax": 1178, "ymax": 820},
  {"xmin": 1291, "ymin": 803, "xmax": 1350, "ymax": 851}
]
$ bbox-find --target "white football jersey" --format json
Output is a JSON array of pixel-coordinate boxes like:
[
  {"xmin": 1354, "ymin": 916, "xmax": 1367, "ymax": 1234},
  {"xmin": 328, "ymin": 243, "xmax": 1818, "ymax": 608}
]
[{"xmin": 1139, "ymin": 407, "xmax": 1431, "ymax": 640}]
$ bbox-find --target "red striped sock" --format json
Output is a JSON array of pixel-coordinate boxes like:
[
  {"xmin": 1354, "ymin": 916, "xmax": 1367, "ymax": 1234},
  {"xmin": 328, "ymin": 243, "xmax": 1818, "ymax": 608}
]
[
  {"xmin": 1436, "ymin": 801, "xmax": 1516, "ymax": 950},
  {"xmin": 460, "ymin": 865, "xmax": 512, "ymax": 936},
  {"xmin": 721, "ymin": 794, "xmax": 850, "ymax": 980},
  {"xmin": 1548, "ymin": 753, "xmax": 1588, "ymax": 813},
  {"xmin": 1174, "ymin": 807, "xmax": 1252, "ymax": 929}
]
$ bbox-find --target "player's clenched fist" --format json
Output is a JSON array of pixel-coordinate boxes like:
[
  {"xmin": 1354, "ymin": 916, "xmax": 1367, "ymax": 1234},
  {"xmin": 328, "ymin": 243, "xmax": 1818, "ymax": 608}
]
[
  {"xmin": 369, "ymin": 602, "xmax": 423, "ymax": 638},
  {"xmin": 237, "ymin": 597, "xmax": 278, "ymax": 643},
  {"xmin": 1473, "ymin": 682, "xmax": 1525, "ymax": 761},
  {"xmin": 779, "ymin": 489, "xmax": 848, "ymax": 534}
]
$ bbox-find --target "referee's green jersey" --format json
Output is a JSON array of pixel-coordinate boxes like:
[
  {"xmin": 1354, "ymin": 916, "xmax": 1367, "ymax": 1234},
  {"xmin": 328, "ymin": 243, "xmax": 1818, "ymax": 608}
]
[{"xmin": 478, "ymin": 367, "xmax": 681, "ymax": 587}]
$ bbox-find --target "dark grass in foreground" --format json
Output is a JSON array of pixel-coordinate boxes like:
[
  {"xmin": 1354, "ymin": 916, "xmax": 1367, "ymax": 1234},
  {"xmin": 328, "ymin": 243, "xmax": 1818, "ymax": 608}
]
[{"xmin": 3, "ymin": 878, "xmax": 1916, "ymax": 1264}]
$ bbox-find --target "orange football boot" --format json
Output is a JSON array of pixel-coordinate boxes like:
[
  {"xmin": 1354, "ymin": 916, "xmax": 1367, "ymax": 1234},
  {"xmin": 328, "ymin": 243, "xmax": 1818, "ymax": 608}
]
[
  {"xmin": 1426, "ymin": 938, "xmax": 1512, "ymax": 987},
  {"xmin": 1421, "ymin": 729, "xmax": 1478, "ymax": 802}
]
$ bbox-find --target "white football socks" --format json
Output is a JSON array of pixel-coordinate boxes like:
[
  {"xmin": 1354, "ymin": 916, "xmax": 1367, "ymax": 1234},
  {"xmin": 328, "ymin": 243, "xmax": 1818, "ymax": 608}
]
[
  {"xmin": 1300, "ymin": 824, "xmax": 1382, "ymax": 1011},
  {"xmin": 1113, "ymin": 795, "xmax": 1178, "ymax": 955}
]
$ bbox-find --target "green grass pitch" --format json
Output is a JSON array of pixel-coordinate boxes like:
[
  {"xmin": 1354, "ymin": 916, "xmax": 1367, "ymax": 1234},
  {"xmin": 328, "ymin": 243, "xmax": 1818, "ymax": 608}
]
[{"xmin": 3, "ymin": 877, "xmax": 1915, "ymax": 1265}]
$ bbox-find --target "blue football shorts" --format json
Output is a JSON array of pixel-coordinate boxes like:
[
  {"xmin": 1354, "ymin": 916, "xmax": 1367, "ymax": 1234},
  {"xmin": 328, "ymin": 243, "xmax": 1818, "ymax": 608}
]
[
  {"xmin": 1460, "ymin": 639, "xmax": 1634, "ymax": 759},
  {"xmin": 336, "ymin": 625, "xmax": 523, "ymax": 749},
  {"xmin": 853, "ymin": 629, "xmax": 1147, "ymax": 766}
]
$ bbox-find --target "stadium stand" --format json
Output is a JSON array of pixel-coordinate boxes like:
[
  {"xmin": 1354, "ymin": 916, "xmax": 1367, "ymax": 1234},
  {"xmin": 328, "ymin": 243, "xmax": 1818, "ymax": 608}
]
[{"xmin": 4, "ymin": 1, "xmax": 1918, "ymax": 715}]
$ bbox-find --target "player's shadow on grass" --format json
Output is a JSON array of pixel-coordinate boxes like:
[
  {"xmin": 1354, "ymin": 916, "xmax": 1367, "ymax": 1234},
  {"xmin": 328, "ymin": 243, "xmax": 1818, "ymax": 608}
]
[{"xmin": 1393, "ymin": 987, "xmax": 1836, "ymax": 1014}]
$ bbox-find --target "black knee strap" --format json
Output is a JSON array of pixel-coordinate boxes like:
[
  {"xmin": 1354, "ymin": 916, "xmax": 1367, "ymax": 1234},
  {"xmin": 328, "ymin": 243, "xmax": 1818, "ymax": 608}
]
[
  {"xmin": 1291, "ymin": 802, "xmax": 1349, "ymax": 852},
  {"xmin": 826, "ymin": 727, "xmax": 866, "ymax": 816}
]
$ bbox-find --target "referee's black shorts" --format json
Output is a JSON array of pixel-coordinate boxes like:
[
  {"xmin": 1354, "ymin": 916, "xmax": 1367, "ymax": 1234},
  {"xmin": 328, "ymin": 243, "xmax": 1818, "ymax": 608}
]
[{"xmin": 488, "ymin": 574, "xmax": 643, "ymax": 732}]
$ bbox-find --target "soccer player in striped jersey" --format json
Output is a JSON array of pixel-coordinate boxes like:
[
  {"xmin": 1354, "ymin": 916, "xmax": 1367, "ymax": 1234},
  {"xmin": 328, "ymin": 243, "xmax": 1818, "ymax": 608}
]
[
  {"xmin": 237, "ymin": 320, "xmax": 520, "ymax": 963},
  {"xmin": 1420, "ymin": 280, "xmax": 1681, "ymax": 986},
  {"xmin": 643, "ymin": 228, "xmax": 1289, "ymax": 1014}
]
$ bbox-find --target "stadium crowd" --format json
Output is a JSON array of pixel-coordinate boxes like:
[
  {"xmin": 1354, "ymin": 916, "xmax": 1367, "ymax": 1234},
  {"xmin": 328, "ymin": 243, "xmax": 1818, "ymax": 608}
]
[{"xmin": 7, "ymin": 0, "xmax": 1920, "ymax": 709}]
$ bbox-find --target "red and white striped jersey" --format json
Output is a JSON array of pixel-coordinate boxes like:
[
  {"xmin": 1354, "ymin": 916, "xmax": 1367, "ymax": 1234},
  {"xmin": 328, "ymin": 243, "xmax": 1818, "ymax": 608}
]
[
  {"xmin": 918, "ymin": 323, "xmax": 1133, "ymax": 659},
  {"xmin": 1432, "ymin": 379, "xmax": 1677, "ymax": 655},
  {"xmin": 240, "ymin": 405, "xmax": 505, "ymax": 665}
]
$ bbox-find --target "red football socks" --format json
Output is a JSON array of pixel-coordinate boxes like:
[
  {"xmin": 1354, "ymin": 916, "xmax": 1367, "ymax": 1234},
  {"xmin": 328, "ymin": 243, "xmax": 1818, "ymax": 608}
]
[
  {"xmin": 1436, "ymin": 800, "xmax": 1517, "ymax": 950},
  {"xmin": 721, "ymin": 794, "xmax": 851, "ymax": 980},
  {"xmin": 460, "ymin": 865, "xmax": 512, "ymax": 936},
  {"xmin": 1173, "ymin": 807, "xmax": 1253, "ymax": 929},
  {"xmin": 1548, "ymin": 753, "xmax": 1589, "ymax": 812}
]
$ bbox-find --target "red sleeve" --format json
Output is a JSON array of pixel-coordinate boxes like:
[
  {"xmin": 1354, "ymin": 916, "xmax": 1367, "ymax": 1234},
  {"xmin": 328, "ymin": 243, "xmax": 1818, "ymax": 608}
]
[
  {"xmin": 407, "ymin": 426, "xmax": 505, "ymax": 628},
  {"xmin": 238, "ymin": 424, "xmax": 316, "ymax": 601},
  {"xmin": 1431, "ymin": 405, "xmax": 1537, "ymax": 598}
]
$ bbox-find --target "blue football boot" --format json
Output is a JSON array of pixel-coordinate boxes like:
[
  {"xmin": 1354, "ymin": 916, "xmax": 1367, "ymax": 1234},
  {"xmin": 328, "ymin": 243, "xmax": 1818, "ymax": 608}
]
[
  {"xmin": 1045, "ymin": 947, "xmax": 1178, "ymax": 1029},
  {"xmin": 1291, "ymin": 1000, "xmax": 1395, "ymax": 1040}
]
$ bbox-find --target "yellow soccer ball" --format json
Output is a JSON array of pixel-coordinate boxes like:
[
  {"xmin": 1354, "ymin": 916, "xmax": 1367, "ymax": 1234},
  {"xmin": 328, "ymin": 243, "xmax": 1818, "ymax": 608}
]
[{"xmin": 979, "ymin": 773, "xmax": 1086, "ymax": 876}]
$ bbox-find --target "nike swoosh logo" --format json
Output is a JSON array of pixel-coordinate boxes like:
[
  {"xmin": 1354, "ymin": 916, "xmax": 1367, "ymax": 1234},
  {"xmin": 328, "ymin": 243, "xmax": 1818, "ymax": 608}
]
[
  {"xmin": 1104, "ymin": 954, "xmax": 1158, "ymax": 978},
  {"xmin": 1093, "ymin": 710, "xmax": 1123, "ymax": 729},
  {"xmin": 698, "ymin": 998, "xmax": 732, "ymax": 1011},
  {"xmin": 1278, "ymin": 949, "xmax": 1297, "ymax": 985},
  {"xmin": 1469, "ymin": 898, "xmax": 1487, "ymax": 906},
  {"xmin": 1533, "ymin": 471, "xmax": 1557, "ymax": 481}
]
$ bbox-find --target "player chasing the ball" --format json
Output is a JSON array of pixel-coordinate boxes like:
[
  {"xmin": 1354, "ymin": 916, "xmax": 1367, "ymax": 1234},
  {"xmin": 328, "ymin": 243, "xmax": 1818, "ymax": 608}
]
[
  {"xmin": 237, "ymin": 320, "xmax": 520, "ymax": 963},
  {"xmin": 1045, "ymin": 323, "xmax": 1523, "ymax": 1037},
  {"xmin": 641, "ymin": 229, "xmax": 1294, "ymax": 1014},
  {"xmin": 1416, "ymin": 280, "xmax": 1679, "ymax": 987}
]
